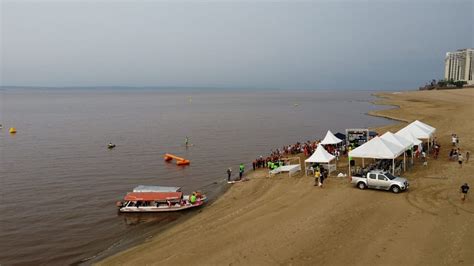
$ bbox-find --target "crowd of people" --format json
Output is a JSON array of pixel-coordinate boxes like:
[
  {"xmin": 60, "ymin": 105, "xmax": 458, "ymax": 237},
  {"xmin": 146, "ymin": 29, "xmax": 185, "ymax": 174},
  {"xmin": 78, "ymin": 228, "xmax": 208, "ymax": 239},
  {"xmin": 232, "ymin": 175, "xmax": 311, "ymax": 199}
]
[
  {"xmin": 248, "ymin": 140, "xmax": 345, "ymax": 172},
  {"xmin": 237, "ymin": 138, "xmax": 346, "ymax": 188},
  {"xmin": 448, "ymin": 133, "xmax": 470, "ymax": 167}
]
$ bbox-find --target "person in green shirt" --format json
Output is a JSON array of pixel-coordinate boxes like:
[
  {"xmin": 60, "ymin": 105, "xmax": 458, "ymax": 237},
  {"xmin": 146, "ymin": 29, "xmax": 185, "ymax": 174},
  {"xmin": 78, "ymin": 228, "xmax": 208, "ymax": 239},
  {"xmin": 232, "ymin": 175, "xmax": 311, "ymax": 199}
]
[
  {"xmin": 190, "ymin": 193, "xmax": 197, "ymax": 204},
  {"xmin": 239, "ymin": 163, "xmax": 245, "ymax": 180}
]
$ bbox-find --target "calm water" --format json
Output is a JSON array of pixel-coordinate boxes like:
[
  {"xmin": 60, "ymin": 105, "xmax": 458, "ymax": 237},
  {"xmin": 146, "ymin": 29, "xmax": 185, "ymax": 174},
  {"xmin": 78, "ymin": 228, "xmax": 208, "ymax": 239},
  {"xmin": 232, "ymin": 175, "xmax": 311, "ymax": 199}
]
[{"xmin": 0, "ymin": 88, "xmax": 392, "ymax": 265}]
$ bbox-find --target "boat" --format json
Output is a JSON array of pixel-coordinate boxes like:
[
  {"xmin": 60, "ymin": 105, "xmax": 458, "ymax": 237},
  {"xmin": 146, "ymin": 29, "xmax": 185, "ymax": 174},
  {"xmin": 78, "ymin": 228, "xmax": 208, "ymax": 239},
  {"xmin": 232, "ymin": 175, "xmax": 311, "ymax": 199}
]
[
  {"xmin": 108, "ymin": 143, "xmax": 116, "ymax": 149},
  {"xmin": 133, "ymin": 185, "xmax": 181, "ymax": 192},
  {"xmin": 117, "ymin": 191, "xmax": 207, "ymax": 212}
]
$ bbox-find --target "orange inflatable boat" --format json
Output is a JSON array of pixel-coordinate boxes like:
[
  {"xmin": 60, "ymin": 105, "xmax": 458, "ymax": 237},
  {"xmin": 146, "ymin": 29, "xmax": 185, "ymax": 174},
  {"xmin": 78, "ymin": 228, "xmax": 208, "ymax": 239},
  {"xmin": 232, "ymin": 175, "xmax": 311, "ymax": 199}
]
[{"xmin": 164, "ymin": 153, "xmax": 190, "ymax": 166}]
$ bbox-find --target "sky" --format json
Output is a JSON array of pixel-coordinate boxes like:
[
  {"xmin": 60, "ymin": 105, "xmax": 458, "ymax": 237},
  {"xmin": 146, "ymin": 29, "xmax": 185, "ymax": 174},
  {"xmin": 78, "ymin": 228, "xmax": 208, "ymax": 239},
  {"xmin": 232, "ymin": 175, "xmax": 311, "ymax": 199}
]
[{"xmin": 1, "ymin": 0, "xmax": 473, "ymax": 90}]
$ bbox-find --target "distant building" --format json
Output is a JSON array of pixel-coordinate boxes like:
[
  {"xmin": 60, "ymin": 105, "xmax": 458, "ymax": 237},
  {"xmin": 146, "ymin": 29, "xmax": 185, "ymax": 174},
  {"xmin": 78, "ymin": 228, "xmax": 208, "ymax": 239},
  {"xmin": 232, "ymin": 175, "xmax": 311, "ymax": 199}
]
[{"xmin": 444, "ymin": 48, "xmax": 474, "ymax": 85}]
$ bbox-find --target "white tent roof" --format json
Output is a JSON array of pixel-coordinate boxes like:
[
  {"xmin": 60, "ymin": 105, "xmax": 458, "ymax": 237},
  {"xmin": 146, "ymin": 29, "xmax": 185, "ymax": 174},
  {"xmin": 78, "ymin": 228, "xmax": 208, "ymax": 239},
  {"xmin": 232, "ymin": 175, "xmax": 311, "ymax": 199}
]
[
  {"xmin": 320, "ymin": 130, "xmax": 343, "ymax": 145},
  {"xmin": 397, "ymin": 123, "xmax": 432, "ymax": 139},
  {"xmin": 410, "ymin": 120, "xmax": 436, "ymax": 134},
  {"xmin": 349, "ymin": 136, "xmax": 405, "ymax": 159},
  {"xmin": 380, "ymin": 131, "xmax": 413, "ymax": 150},
  {"xmin": 395, "ymin": 130, "xmax": 422, "ymax": 146},
  {"xmin": 305, "ymin": 144, "xmax": 336, "ymax": 163}
]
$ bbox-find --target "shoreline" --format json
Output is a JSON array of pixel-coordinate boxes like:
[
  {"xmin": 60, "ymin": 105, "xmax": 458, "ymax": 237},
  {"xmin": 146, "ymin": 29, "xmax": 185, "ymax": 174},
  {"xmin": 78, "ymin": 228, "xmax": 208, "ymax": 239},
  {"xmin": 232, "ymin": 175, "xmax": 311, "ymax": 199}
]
[
  {"xmin": 85, "ymin": 91, "xmax": 392, "ymax": 264},
  {"xmin": 367, "ymin": 93, "xmax": 409, "ymax": 124},
  {"xmin": 98, "ymin": 88, "xmax": 474, "ymax": 266}
]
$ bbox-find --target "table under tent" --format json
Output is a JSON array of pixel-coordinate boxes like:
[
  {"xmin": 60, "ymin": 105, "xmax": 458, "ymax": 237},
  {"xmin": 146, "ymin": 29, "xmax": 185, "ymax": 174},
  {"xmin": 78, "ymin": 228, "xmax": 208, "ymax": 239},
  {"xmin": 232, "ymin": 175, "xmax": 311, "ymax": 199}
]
[
  {"xmin": 269, "ymin": 157, "xmax": 301, "ymax": 177},
  {"xmin": 380, "ymin": 132, "xmax": 414, "ymax": 170},
  {"xmin": 304, "ymin": 144, "xmax": 337, "ymax": 176}
]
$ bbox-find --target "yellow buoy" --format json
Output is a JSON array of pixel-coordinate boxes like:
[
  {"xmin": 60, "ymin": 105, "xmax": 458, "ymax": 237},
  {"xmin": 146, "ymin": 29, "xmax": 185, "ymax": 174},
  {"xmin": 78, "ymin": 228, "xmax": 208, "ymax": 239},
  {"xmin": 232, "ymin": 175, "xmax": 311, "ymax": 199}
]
[{"xmin": 9, "ymin": 127, "xmax": 17, "ymax": 134}]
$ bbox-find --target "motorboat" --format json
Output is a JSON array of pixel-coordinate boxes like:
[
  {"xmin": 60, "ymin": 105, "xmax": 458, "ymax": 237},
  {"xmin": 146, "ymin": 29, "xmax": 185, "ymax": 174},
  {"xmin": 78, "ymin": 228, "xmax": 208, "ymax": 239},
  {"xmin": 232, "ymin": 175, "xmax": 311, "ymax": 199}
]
[
  {"xmin": 133, "ymin": 185, "xmax": 181, "ymax": 192},
  {"xmin": 108, "ymin": 143, "xmax": 116, "ymax": 149},
  {"xmin": 117, "ymin": 190, "xmax": 207, "ymax": 213}
]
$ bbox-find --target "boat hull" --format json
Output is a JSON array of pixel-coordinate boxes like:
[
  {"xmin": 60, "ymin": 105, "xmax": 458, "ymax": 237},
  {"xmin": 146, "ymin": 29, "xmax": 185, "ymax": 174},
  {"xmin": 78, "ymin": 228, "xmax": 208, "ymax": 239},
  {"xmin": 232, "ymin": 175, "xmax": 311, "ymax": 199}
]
[{"xmin": 119, "ymin": 197, "xmax": 207, "ymax": 213}]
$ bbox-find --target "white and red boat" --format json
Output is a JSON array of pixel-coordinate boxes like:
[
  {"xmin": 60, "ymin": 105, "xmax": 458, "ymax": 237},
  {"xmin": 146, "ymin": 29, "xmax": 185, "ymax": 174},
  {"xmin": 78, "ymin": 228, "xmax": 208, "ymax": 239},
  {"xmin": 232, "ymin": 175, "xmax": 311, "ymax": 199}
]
[{"xmin": 117, "ymin": 187, "xmax": 207, "ymax": 213}]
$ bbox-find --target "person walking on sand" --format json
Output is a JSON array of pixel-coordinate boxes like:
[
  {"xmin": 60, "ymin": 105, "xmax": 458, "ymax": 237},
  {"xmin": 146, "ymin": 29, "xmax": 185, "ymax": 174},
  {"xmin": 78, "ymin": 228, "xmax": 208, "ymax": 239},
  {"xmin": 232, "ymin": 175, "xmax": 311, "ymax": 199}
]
[
  {"xmin": 460, "ymin": 183, "xmax": 469, "ymax": 202},
  {"xmin": 319, "ymin": 170, "xmax": 325, "ymax": 188},
  {"xmin": 458, "ymin": 154, "xmax": 464, "ymax": 168},
  {"xmin": 227, "ymin": 168, "xmax": 232, "ymax": 181},
  {"xmin": 314, "ymin": 169, "xmax": 321, "ymax": 186},
  {"xmin": 239, "ymin": 163, "xmax": 245, "ymax": 180},
  {"xmin": 466, "ymin": 151, "xmax": 470, "ymax": 163}
]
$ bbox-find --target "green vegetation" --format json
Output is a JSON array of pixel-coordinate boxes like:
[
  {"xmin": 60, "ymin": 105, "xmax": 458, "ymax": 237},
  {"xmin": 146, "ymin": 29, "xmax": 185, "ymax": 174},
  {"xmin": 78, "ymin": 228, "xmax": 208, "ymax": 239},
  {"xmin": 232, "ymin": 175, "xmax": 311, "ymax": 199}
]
[{"xmin": 419, "ymin": 79, "xmax": 467, "ymax": 90}]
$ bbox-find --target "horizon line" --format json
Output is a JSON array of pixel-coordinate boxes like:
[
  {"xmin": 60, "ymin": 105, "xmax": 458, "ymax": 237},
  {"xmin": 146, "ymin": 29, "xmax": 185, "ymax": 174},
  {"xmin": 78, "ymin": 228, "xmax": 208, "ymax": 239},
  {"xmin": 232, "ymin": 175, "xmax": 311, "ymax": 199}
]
[{"xmin": 0, "ymin": 85, "xmax": 407, "ymax": 91}]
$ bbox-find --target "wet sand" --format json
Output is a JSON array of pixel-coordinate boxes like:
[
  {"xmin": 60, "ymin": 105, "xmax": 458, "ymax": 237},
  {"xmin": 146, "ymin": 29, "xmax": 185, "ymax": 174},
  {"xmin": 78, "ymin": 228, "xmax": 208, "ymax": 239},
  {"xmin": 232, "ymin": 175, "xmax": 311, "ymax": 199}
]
[{"xmin": 98, "ymin": 89, "xmax": 474, "ymax": 266}]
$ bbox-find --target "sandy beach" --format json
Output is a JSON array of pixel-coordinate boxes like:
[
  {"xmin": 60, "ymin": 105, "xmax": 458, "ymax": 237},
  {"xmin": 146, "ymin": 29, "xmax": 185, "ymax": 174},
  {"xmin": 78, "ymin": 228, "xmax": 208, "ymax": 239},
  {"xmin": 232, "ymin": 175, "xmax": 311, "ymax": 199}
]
[{"xmin": 99, "ymin": 89, "xmax": 474, "ymax": 266}]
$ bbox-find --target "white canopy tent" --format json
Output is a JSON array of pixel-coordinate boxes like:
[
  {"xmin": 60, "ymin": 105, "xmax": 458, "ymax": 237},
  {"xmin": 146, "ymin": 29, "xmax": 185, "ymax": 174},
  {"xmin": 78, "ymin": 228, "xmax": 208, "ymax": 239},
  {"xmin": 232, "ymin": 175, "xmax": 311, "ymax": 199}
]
[
  {"xmin": 398, "ymin": 123, "xmax": 432, "ymax": 139},
  {"xmin": 380, "ymin": 132, "xmax": 413, "ymax": 150},
  {"xmin": 348, "ymin": 136, "xmax": 406, "ymax": 174},
  {"xmin": 381, "ymin": 132, "xmax": 413, "ymax": 171},
  {"xmin": 395, "ymin": 130, "xmax": 422, "ymax": 146},
  {"xmin": 397, "ymin": 123, "xmax": 433, "ymax": 150},
  {"xmin": 305, "ymin": 144, "xmax": 337, "ymax": 175},
  {"xmin": 410, "ymin": 120, "xmax": 436, "ymax": 135},
  {"xmin": 320, "ymin": 130, "xmax": 343, "ymax": 145}
]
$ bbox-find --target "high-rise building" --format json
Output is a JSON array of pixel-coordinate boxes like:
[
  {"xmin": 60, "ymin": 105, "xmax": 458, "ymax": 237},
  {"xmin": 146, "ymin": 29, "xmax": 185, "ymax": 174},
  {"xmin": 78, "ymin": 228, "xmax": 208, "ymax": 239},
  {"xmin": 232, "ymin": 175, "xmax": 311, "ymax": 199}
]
[{"xmin": 444, "ymin": 48, "xmax": 473, "ymax": 85}]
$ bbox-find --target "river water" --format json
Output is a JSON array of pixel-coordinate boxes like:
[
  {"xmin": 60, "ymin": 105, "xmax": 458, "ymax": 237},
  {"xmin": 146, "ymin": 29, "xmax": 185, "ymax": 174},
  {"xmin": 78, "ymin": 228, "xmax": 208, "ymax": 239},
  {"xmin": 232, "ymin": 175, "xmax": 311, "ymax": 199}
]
[{"xmin": 0, "ymin": 88, "xmax": 392, "ymax": 265}]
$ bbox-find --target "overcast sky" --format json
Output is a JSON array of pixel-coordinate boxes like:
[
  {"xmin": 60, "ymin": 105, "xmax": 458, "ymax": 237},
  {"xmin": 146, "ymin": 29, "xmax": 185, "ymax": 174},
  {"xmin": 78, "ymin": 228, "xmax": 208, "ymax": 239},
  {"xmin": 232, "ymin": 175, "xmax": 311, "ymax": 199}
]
[{"xmin": 1, "ymin": 0, "xmax": 473, "ymax": 90}]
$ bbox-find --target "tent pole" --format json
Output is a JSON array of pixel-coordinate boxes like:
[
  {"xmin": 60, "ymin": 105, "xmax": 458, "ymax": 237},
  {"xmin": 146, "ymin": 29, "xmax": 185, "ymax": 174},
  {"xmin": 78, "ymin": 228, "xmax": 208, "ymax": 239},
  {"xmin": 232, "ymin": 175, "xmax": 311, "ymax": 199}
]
[
  {"xmin": 348, "ymin": 158, "xmax": 351, "ymax": 177},
  {"xmin": 403, "ymin": 152, "xmax": 406, "ymax": 172},
  {"xmin": 392, "ymin": 159, "xmax": 395, "ymax": 175}
]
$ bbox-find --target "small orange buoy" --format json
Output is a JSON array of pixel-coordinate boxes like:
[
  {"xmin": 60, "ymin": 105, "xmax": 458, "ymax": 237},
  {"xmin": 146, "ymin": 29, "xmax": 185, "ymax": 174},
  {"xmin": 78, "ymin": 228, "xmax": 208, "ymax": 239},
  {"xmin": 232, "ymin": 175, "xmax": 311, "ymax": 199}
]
[{"xmin": 9, "ymin": 128, "xmax": 17, "ymax": 134}]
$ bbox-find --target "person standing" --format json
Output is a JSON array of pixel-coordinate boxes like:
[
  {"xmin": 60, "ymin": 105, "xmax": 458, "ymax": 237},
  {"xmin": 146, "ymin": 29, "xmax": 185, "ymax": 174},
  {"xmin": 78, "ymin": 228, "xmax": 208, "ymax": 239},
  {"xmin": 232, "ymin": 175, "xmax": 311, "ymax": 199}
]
[
  {"xmin": 319, "ymin": 170, "xmax": 325, "ymax": 188},
  {"xmin": 239, "ymin": 163, "xmax": 245, "ymax": 180},
  {"xmin": 227, "ymin": 168, "xmax": 232, "ymax": 181},
  {"xmin": 185, "ymin": 136, "xmax": 189, "ymax": 147},
  {"xmin": 458, "ymin": 154, "xmax": 464, "ymax": 168},
  {"xmin": 314, "ymin": 169, "xmax": 321, "ymax": 186},
  {"xmin": 466, "ymin": 151, "xmax": 470, "ymax": 163},
  {"xmin": 460, "ymin": 183, "xmax": 469, "ymax": 201}
]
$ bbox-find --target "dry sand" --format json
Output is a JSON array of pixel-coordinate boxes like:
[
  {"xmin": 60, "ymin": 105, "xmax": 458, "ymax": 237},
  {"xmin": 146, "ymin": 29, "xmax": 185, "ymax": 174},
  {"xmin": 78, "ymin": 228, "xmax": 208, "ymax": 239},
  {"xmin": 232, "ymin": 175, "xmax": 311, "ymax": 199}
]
[{"xmin": 99, "ymin": 89, "xmax": 474, "ymax": 266}]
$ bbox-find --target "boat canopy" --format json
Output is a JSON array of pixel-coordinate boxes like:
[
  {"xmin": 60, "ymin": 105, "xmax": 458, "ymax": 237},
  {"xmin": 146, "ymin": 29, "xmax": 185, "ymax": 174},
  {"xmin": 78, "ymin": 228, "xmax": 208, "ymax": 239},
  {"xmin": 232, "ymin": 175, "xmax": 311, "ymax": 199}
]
[
  {"xmin": 133, "ymin": 185, "xmax": 181, "ymax": 192},
  {"xmin": 124, "ymin": 192, "xmax": 183, "ymax": 201}
]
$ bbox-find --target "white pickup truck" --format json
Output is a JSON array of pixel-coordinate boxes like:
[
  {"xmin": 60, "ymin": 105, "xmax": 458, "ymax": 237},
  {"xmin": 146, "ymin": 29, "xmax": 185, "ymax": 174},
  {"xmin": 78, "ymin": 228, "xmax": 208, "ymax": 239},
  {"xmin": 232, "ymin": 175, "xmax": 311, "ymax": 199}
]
[{"xmin": 351, "ymin": 170, "xmax": 409, "ymax": 193}]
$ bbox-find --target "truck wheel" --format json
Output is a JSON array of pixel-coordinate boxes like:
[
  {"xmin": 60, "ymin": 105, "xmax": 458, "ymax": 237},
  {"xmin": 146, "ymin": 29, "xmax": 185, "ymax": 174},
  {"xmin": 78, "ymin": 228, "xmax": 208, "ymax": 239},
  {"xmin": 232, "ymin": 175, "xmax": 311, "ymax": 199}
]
[
  {"xmin": 357, "ymin": 182, "xmax": 366, "ymax": 190},
  {"xmin": 391, "ymin": 185, "xmax": 401, "ymax": 193}
]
